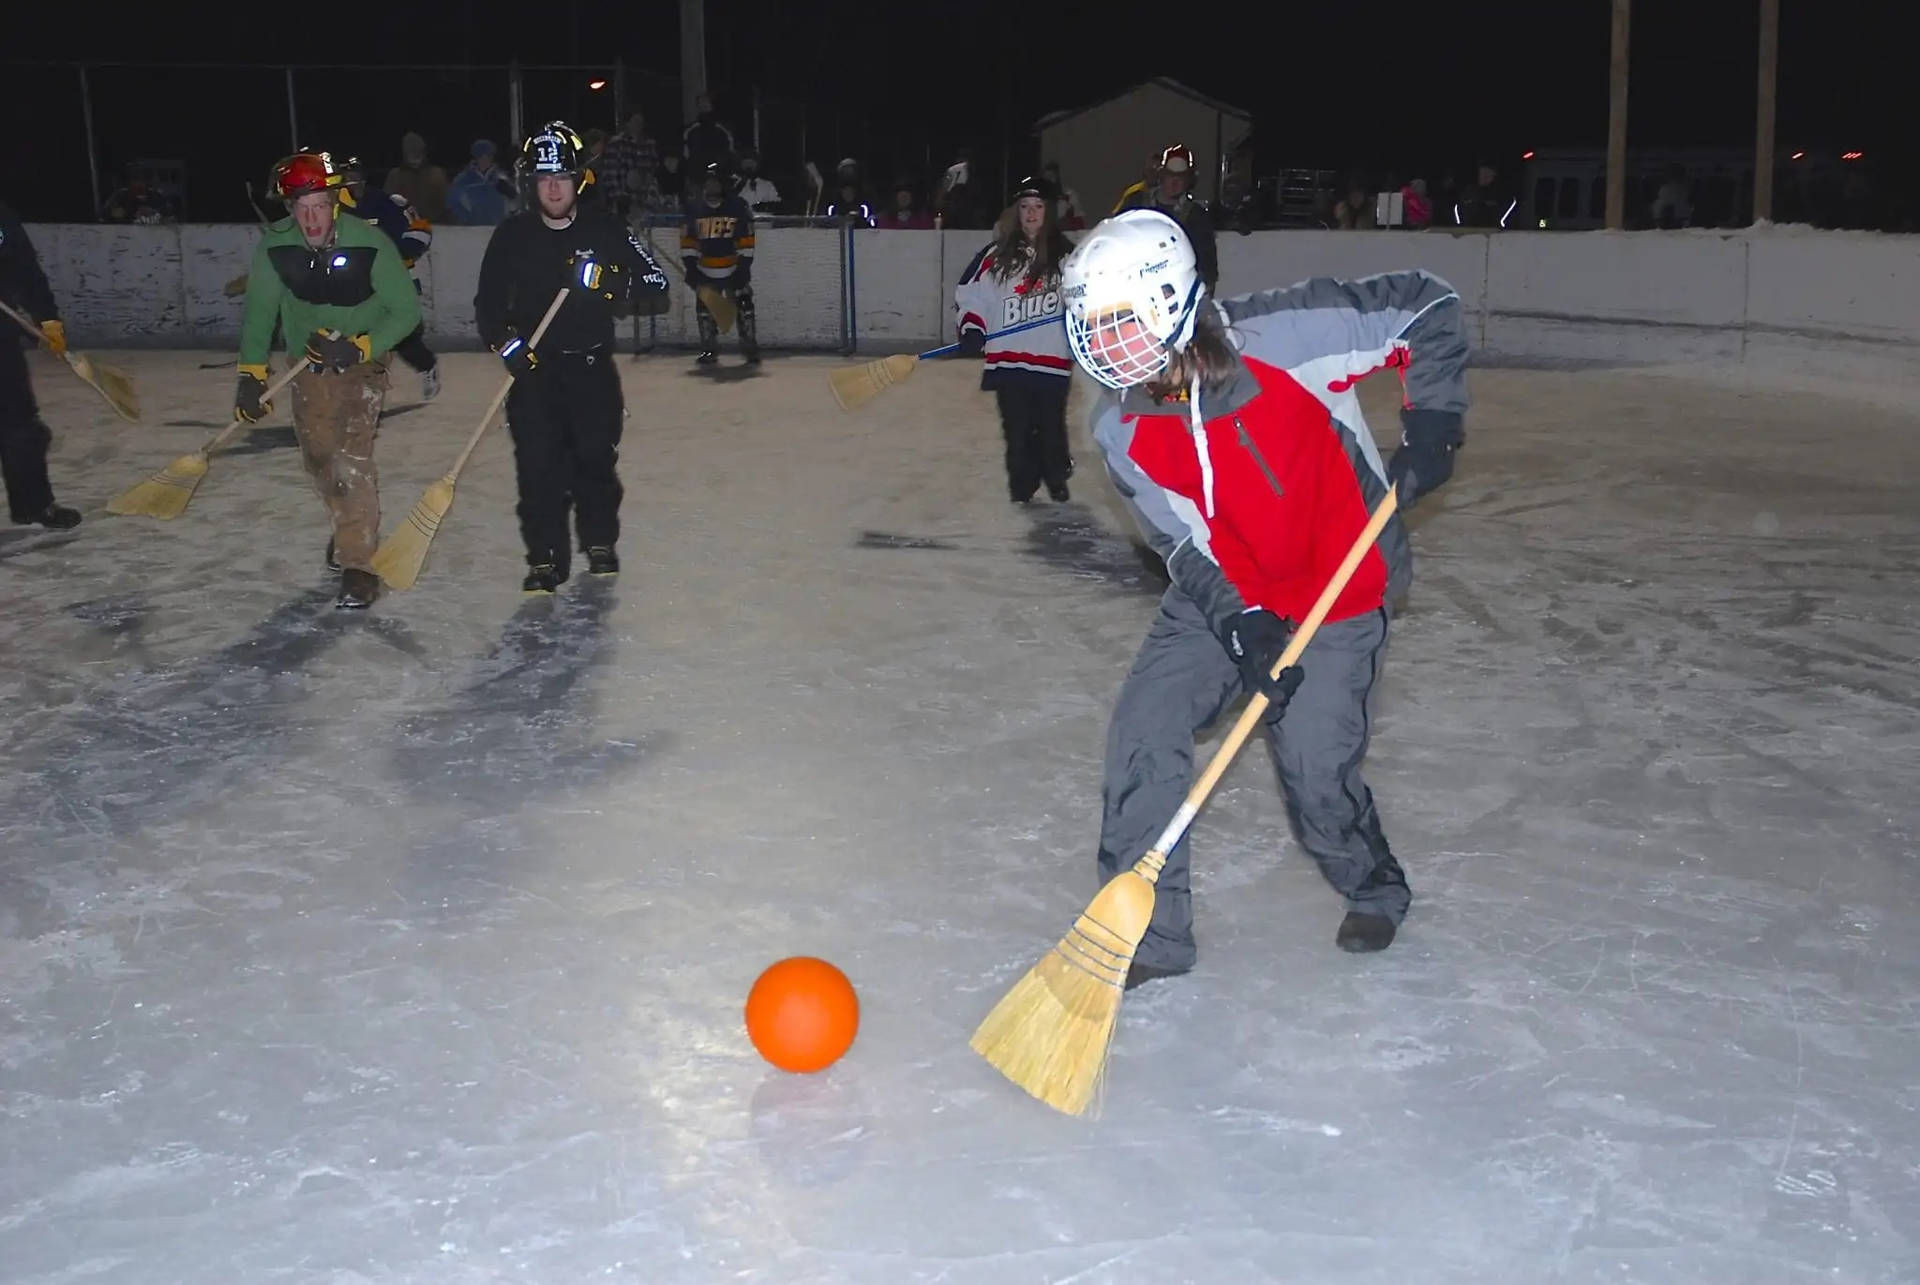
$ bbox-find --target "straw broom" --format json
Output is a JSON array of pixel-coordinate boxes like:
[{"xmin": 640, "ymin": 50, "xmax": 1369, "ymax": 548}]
[
  {"xmin": 696, "ymin": 284, "xmax": 736, "ymax": 334},
  {"xmin": 828, "ymin": 314, "xmax": 1063, "ymax": 412},
  {"xmin": 105, "ymin": 362, "xmax": 304, "ymax": 519},
  {"xmin": 969, "ymin": 485, "xmax": 1403, "ymax": 1117},
  {"xmin": 370, "ymin": 288, "xmax": 570, "ymax": 591},
  {"xmin": 0, "ymin": 300, "xmax": 141, "ymax": 424}
]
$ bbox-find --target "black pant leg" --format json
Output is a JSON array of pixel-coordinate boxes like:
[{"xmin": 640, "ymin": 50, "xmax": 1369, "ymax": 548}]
[
  {"xmin": 734, "ymin": 284, "xmax": 758, "ymax": 357},
  {"xmin": 994, "ymin": 385, "xmax": 1040, "ymax": 501},
  {"xmin": 505, "ymin": 373, "xmax": 572, "ymax": 571},
  {"xmin": 695, "ymin": 292, "xmax": 719, "ymax": 352},
  {"xmin": 565, "ymin": 354, "xmax": 626, "ymax": 551},
  {"xmin": 1033, "ymin": 378, "xmax": 1072, "ymax": 490},
  {"xmin": 392, "ymin": 324, "xmax": 436, "ymax": 372},
  {"xmin": 0, "ymin": 340, "xmax": 54, "ymax": 521}
]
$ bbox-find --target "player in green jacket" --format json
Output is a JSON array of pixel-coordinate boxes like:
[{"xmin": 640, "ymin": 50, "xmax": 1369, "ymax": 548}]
[{"xmin": 235, "ymin": 151, "xmax": 422, "ymax": 608}]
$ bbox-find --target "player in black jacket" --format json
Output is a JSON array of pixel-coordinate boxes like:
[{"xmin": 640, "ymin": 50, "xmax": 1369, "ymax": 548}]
[
  {"xmin": 0, "ymin": 200, "xmax": 81, "ymax": 530},
  {"xmin": 475, "ymin": 121, "xmax": 671, "ymax": 593},
  {"xmin": 682, "ymin": 163, "xmax": 758, "ymax": 366}
]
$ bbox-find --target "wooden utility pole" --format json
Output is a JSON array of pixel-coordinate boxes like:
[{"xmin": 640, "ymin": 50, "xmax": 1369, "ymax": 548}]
[
  {"xmin": 679, "ymin": 0, "xmax": 707, "ymax": 125},
  {"xmin": 1606, "ymin": 0, "xmax": 1631, "ymax": 229},
  {"xmin": 1754, "ymin": 0, "xmax": 1780, "ymax": 222}
]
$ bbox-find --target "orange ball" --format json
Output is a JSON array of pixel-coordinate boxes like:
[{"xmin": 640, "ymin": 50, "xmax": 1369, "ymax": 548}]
[{"xmin": 745, "ymin": 957, "xmax": 860, "ymax": 1073}]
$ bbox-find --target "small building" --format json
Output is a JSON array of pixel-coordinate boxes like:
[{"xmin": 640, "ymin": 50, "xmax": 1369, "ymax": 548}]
[{"xmin": 1033, "ymin": 77, "xmax": 1252, "ymax": 216}]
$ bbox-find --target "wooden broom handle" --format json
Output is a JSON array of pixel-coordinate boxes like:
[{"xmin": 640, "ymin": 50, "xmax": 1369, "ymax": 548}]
[
  {"xmin": 1142, "ymin": 485, "xmax": 1402, "ymax": 863},
  {"xmin": 448, "ymin": 288, "xmax": 571, "ymax": 480},
  {"xmin": 0, "ymin": 298, "xmax": 49, "ymax": 340}
]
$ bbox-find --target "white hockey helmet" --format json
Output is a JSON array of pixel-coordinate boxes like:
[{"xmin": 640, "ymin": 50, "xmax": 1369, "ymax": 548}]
[{"xmin": 1060, "ymin": 208, "xmax": 1206, "ymax": 390}]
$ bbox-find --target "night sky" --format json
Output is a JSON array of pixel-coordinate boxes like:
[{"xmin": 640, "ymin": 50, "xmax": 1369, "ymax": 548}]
[{"xmin": 0, "ymin": 0, "xmax": 1901, "ymax": 222}]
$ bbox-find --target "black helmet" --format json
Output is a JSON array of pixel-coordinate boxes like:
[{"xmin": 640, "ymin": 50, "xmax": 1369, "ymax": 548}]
[
  {"xmin": 1010, "ymin": 174, "xmax": 1057, "ymax": 205},
  {"xmin": 521, "ymin": 120, "xmax": 590, "ymax": 189}
]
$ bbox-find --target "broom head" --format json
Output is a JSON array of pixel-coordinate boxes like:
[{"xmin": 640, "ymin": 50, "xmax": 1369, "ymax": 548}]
[
  {"xmin": 66, "ymin": 352, "xmax": 140, "ymax": 423},
  {"xmin": 968, "ymin": 857, "xmax": 1163, "ymax": 1116},
  {"xmin": 105, "ymin": 450, "xmax": 208, "ymax": 519},
  {"xmin": 828, "ymin": 353, "xmax": 919, "ymax": 413},
  {"xmin": 696, "ymin": 284, "xmax": 736, "ymax": 334},
  {"xmin": 369, "ymin": 474, "xmax": 456, "ymax": 591}
]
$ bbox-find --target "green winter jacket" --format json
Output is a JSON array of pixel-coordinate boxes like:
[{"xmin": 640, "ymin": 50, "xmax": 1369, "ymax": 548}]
[{"xmin": 237, "ymin": 211, "xmax": 420, "ymax": 374}]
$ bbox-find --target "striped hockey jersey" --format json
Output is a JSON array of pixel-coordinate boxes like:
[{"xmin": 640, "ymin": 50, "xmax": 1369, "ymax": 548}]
[
  {"xmin": 953, "ymin": 242, "xmax": 1072, "ymax": 388},
  {"xmin": 681, "ymin": 193, "xmax": 754, "ymax": 280}
]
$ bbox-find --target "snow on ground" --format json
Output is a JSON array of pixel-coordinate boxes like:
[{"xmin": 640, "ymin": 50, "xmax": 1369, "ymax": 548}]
[{"xmin": 1, "ymin": 347, "xmax": 1916, "ymax": 1284}]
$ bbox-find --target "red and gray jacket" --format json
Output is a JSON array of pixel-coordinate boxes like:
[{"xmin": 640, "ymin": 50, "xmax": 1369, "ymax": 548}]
[{"xmin": 1094, "ymin": 270, "xmax": 1470, "ymax": 632}]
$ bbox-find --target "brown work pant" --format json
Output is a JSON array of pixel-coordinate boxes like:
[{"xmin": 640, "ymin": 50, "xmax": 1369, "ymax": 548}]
[{"xmin": 290, "ymin": 362, "xmax": 388, "ymax": 571}]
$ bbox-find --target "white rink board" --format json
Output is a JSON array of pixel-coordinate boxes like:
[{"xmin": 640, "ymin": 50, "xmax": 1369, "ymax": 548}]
[{"xmin": 26, "ymin": 220, "xmax": 1920, "ymax": 379}]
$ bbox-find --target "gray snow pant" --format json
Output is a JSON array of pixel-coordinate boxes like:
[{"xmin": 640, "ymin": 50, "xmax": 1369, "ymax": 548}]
[{"xmin": 1097, "ymin": 589, "xmax": 1408, "ymax": 972}]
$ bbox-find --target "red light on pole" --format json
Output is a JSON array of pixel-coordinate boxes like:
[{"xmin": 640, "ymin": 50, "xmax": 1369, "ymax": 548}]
[{"xmin": 1522, "ymin": 150, "xmax": 1536, "ymax": 160}]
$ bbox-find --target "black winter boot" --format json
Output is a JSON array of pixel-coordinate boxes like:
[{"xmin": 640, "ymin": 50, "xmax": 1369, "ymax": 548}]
[
  {"xmin": 1335, "ymin": 912, "xmax": 1397, "ymax": 953},
  {"xmin": 335, "ymin": 569, "xmax": 379, "ymax": 609},
  {"xmin": 18, "ymin": 504, "xmax": 81, "ymax": 530},
  {"xmin": 586, "ymin": 546, "xmax": 619, "ymax": 576},
  {"xmin": 522, "ymin": 562, "xmax": 566, "ymax": 594},
  {"xmin": 325, "ymin": 537, "xmax": 341, "ymax": 571}
]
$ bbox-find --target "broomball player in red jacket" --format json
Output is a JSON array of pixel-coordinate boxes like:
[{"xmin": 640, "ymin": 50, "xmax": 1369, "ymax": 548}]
[{"xmin": 1061, "ymin": 209, "xmax": 1470, "ymax": 983}]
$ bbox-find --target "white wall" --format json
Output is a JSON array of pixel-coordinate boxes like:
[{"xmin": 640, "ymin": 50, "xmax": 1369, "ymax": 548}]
[
  {"xmin": 1037, "ymin": 83, "xmax": 1249, "ymax": 210},
  {"xmin": 26, "ymin": 221, "xmax": 1920, "ymax": 383}
]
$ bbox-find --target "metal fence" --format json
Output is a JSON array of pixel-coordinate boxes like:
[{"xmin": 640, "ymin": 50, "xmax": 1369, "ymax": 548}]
[{"xmin": 0, "ymin": 61, "xmax": 1032, "ymax": 227}]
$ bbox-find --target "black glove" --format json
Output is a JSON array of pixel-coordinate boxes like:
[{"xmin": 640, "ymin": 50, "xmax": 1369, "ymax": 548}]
[
  {"xmin": 957, "ymin": 328, "xmax": 986, "ymax": 357},
  {"xmin": 497, "ymin": 334, "xmax": 539, "ymax": 378},
  {"xmin": 1386, "ymin": 408, "xmax": 1465, "ymax": 507},
  {"xmin": 304, "ymin": 328, "xmax": 369, "ymax": 373},
  {"xmin": 682, "ymin": 262, "xmax": 701, "ymax": 289},
  {"xmin": 729, "ymin": 259, "xmax": 752, "ymax": 290},
  {"xmin": 1218, "ymin": 608, "xmax": 1304, "ymax": 711},
  {"xmin": 233, "ymin": 368, "xmax": 272, "ymax": 423},
  {"xmin": 568, "ymin": 251, "xmax": 622, "ymax": 302}
]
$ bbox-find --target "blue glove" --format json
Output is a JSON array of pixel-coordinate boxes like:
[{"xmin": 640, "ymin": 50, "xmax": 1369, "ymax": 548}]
[{"xmin": 497, "ymin": 334, "xmax": 539, "ymax": 378}]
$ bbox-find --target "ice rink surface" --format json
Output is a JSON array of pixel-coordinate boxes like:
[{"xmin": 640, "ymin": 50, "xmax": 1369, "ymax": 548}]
[{"xmin": 1, "ymin": 347, "xmax": 1916, "ymax": 1284}]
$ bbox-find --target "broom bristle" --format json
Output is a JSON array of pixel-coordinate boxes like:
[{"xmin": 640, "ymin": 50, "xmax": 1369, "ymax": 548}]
[
  {"xmin": 105, "ymin": 453, "xmax": 208, "ymax": 519},
  {"xmin": 969, "ymin": 871, "xmax": 1157, "ymax": 1116},
  {"xmin": 70, "ymin": 355, "xmax": 140, "ymax": 423},
  {"xmin": 828, "ymin": 354, "xmax": 919, "ymax": 412},
  {"xmin": 369, "ymin": 476, "xmax": 456, "ymax": 590},
  {"xmin": 696, "ymin": 285, "xmax": 736, "ymax": 334}
]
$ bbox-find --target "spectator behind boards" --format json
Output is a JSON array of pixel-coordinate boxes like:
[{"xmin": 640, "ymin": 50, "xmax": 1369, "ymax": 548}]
[{"xmin": 448, "ymin": 140, "xmax": 516, "ymax": 225}]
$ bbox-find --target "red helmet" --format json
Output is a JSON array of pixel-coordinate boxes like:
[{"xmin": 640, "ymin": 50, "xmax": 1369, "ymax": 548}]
[
  {"xmin": 1158, "ymin": 144, "xmax": 1194, "ymax": 176},
  {"xmin": 270, "ymin": 152, "xmax": 342, "ymax": 201}
]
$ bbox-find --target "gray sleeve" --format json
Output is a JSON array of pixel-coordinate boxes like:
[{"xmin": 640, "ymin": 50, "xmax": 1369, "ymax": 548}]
[{"xmin": 1219, "ymin": 270, "xmax": 1471, "ymax": 415}]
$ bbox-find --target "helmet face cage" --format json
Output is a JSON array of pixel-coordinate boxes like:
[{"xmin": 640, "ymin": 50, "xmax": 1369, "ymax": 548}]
[{"xmin": 1066, "ymin": 301, "xmax": 1174, "ymax": 391}]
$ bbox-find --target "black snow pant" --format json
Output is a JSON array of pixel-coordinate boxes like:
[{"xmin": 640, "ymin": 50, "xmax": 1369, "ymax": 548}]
[
  {"xmin": 1097, "ymin": 589, "xmax": 1407, "ymax": 972},
  {"xmin": 0, "ymin": 339, "xmax": 56, "ymax": 522},
  {"xmin": 392, "ymin": 322, "xmax": 436, "ymax": 373},
  {"xmin": 993, "ymin": 378, "xmax": 1072, "ymax": 501},
  {"xmin": 504, "ymin": 348, "xmax": 624, "ymax": 574},
  {"xmin": 695, "ymin": 280, "xmax": 758, "ymax": 357}
]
